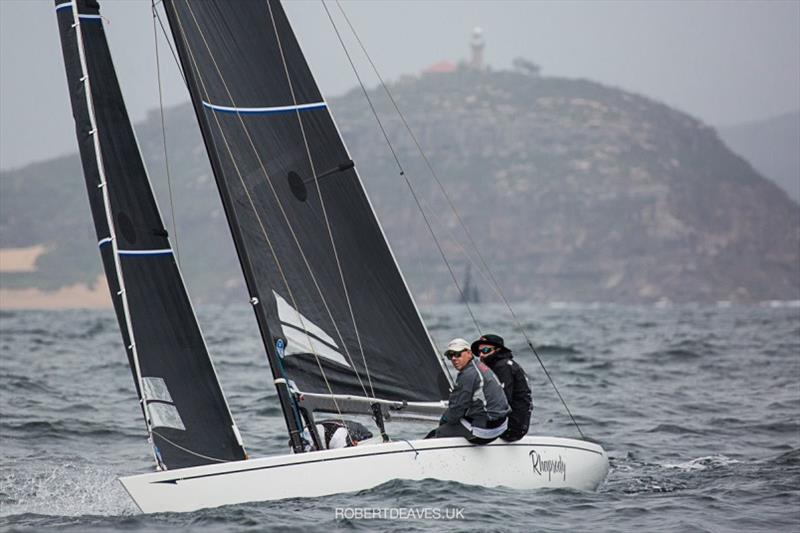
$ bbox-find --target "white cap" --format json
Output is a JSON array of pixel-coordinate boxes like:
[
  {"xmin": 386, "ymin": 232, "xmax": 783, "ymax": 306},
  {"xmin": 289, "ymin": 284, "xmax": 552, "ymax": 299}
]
[{"xmin": 445, "ymin": 338, "xmax": 470, "ymax": 354}]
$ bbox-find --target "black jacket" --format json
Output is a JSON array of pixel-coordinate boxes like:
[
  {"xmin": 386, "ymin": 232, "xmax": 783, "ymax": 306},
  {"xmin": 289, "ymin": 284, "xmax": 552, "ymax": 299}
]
[{"xmin": 483, "ymin": 350, "xmax": 532, "ymax": 441}]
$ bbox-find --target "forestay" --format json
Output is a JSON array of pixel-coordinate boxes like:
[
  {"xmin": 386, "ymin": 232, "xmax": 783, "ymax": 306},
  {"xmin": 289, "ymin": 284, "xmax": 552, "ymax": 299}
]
[
  {"xmin": 163, "ymin": 0, "xmax": 451, "ymax": 409},
  {"xmin": 55, "ymin": 0, "xmax": 246, "ymax": 469}
]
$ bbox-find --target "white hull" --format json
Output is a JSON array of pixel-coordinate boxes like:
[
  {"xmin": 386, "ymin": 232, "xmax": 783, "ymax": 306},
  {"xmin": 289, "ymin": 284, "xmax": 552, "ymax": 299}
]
[{"xmin": 120, "ymin": 436, "xmax": 609, "ymax": 513}]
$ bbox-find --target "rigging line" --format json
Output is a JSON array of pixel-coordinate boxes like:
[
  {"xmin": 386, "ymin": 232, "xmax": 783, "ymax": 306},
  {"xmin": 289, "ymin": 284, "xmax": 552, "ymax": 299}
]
[
  {"xmin": 150, "ymin": 429, "xmax": 231, "ymax": 463},
  {"xmin": 175, "ymin": 2, "xmax": 353, "ymax": 438},
  {"xmin": 321, "ymin": 5, "xmax": 402, "ymax": 176},
  {"xmin": 320, "ymin": 0, "xmax": 482, "ymax": 337},
  {"xmin": 434, "ymin": 212, "xmax": 587, "ymax": 439},
  {"xmin": 528, "ymin": 341, "xmax": 586, "ymax": 440},
  {"xmin": 181, "ymin": 1, "xmax": 369, "ymax": 408},
  {"xmin": 335, "ymin": 0, "xmax": 507, "ymax": 313},
  {"xmin": 171, "ymin": 4, "xmax": 344, "ymax": 443},
  {"xmin": 150, "ymin": 4, "xmax": 247, "ymax": 456},
  {"xmin": 152, "ymin": 0, "xmax": 180, "ymax": 265},
  {"xmin": 334, "ymin": 0, "xmax": 586, "ymax": 439},
  {"xmin": 67, "ymin": 1, "xmax": 157, "ymax": 462},
  {"xmin": 152, "ymin": 3, "xmax": 187, "ymax": 86},
  {"xmin": 291, "ymin": 9, "xmax": 451, "ymax": 389},
  {"xmin": 181, "ymin": 5, "xmax": 369, "ymax": 405},
  {"xmin": 266, "ymin": 0, "xmax": 375, "ymax": 401}
]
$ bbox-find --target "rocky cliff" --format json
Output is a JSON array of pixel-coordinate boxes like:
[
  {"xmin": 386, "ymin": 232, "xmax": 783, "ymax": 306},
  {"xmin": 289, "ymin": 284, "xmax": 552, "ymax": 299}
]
[{"xmin": 2, "ymin": 68, "xmax": 798, "ymax": 305}]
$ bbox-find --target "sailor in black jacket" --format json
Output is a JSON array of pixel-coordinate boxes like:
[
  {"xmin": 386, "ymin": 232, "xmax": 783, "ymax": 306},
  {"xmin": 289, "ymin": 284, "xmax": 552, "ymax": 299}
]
[{"xmin": 471, "ymin": 334, "xmax": 533, "ymax": 441}]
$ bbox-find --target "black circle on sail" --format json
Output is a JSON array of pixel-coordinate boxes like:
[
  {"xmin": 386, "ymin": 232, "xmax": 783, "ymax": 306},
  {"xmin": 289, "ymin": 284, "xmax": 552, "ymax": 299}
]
[{"xmin": 288, "ymin": 171, "xmax": 307, "ymax": 202}]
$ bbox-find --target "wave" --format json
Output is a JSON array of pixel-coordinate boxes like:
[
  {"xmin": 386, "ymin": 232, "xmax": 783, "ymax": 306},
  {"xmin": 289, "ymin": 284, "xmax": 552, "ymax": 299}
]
[
  {"xmin": 744, "ymin": 420, "xmax": 800, "ymax": 435},
  {"xmin": 0, "ymin": 419, "xmax": 137, "ymax": 440},
  {"xmin": 659, "ymin": 348, "xmax": 702, "ymax": 360},
  {"xmin": 646, "ymin": 423, "xmax": 705, "ymax": 435},
  {"xmin": 0, "ymin": 373, "xmax": 60, "ymax": 395},
  {"xmin": 76, "ymin": 319, "xmax": 114, "ymax": 339},
  {"xmin": 617, "ymin": 474, "xmax": 688, "ymax": 495},
  {"xmin": 708, "ymin": 418, "xmax": 800, "ymax": 435},
  {"xmin": 662, "ymin": 454, "xmax": 740, "ymax": 471},
  {"xmin": 647, "ymin": 339, "xmax": 718, "ymax": 361},
  {"xmin": 0, "ymin": 463, "xmax": 137, "ymax": 518},
  {"xmin": 769, "ymin": 448, "xmax": 800, "ymax": 466},
  {"xmin": 534, "ymin": 344, "xmax": 581, "ymax": 355}
]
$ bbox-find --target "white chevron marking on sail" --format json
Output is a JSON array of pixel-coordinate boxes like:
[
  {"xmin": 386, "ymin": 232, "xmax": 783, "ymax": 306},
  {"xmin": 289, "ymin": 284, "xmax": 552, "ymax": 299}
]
[
  {"xmin": 273, "ymin": 291, "xmax": 350, "ymax": 368},
  {"xmin": 98, "ymin": 237, "xmax": 112, "ymax": 247},
  {"xmin": 201, "ymin": 101, "xmax": 326, "ymax": 114}
]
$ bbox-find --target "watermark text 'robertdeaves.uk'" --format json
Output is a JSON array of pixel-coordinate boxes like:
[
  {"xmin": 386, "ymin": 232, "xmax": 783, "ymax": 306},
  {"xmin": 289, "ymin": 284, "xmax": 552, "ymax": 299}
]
[{"xmin": 335, "ymin": 507, "xmax": 465, "ymax": 520}]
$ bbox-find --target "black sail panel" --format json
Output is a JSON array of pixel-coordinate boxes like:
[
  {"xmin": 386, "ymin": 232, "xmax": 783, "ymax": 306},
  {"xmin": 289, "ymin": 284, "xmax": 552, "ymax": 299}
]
[
  {"xmin": 164, "ymin": 0, "xmax": 450, "ymax": 405},
  {"xmin": 55, "ymin": 0, "xmax": 246, "ymax": 469}
]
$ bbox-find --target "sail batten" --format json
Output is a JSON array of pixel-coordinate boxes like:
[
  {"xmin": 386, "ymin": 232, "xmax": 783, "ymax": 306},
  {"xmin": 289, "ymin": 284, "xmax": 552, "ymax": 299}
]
[
  {"xmin": 56, "ymin": 0, "xmax": 246, "ymax": 469},
  {"xmin": 163, "ymin": 0, "xmax": 451, "ymax": 418}
]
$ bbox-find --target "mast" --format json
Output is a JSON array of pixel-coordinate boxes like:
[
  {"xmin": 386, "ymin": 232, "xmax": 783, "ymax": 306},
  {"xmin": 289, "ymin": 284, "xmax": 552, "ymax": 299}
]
[
  {"xmin": 162, "ymin": 1, "xmax": 305, "ymax": 452},
  {"xmin": 161, "ymin": 0, "xmax": 451, "ymax": 440}
]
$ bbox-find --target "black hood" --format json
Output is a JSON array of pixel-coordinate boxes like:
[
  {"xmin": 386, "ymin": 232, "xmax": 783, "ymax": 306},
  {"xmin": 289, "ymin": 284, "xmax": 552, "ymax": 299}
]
[{"xmin": 482, "ymin": 349, "xmax": 513, "ymax": 367}]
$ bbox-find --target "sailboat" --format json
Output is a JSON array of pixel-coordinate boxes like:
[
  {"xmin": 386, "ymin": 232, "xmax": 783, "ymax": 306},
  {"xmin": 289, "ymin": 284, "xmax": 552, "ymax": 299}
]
[
  {"xmin": 55, "ymin": 0, "xmax": 609, "ymax": 514},
  {"xmin": 460, "ymin": 263, "xmax": 481, "ymax": 304}
]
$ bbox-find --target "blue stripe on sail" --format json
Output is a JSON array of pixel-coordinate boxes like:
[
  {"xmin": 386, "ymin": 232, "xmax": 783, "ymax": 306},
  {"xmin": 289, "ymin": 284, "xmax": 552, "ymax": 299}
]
[
  {"xmin": 201, "ymin": 101, "xmax": 327, "ymax": 115},
  {"xmin": 118, "ymin": 249, "xmax": 173, "ymax": 256},
  {"xmin": 98, "ymin": 237, "xmax": 112, "ymax": 247}
]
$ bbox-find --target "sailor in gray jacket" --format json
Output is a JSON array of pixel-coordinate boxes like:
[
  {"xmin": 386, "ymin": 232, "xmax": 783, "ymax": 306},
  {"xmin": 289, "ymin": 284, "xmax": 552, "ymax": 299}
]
[{"xmin": 430, "ymin": 338, "xmax": 511, "ymax": 444}]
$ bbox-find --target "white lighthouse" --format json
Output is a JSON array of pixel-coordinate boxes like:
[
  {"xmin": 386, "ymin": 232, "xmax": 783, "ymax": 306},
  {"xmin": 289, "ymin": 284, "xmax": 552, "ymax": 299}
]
[{"xmin": 469, "ymin": 26, "xmax": 485, "ymax": 70}]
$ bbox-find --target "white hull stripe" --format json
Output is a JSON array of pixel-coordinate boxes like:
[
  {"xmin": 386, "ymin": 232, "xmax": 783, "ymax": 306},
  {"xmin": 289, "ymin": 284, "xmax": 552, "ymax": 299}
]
[
  {"xmin": 118, "ymin": 249, "xmax": 173, "ymax": 256},
  {"xmin": 98, "ymin": 237, "xmax": 112, "ymax": 247},
  {"xmin": 202, "ymin": 101, "xmax": 326, "ymax": 115},
  {"xmin": 55, "ymin": 2, "xmax": 102, "ymax": 19}
]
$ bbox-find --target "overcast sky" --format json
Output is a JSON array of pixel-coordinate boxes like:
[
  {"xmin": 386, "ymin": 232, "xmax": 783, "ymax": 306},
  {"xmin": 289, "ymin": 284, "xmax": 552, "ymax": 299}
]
[{"xmin": 1, "ymin": 0, "xmax": 798, "ymax": 171}]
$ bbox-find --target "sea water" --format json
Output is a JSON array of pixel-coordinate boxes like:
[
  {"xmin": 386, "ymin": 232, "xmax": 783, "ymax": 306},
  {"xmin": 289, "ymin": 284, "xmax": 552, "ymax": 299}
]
[{"xmin": 1, "ymin": 303, "xmax": 798, "ymax": 531}]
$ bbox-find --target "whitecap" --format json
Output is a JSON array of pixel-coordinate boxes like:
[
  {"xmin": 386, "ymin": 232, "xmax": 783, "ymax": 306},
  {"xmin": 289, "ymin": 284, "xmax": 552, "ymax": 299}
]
[{"xmin": 662, "ymin": 454, "xmax": 739, "ymax": 471}]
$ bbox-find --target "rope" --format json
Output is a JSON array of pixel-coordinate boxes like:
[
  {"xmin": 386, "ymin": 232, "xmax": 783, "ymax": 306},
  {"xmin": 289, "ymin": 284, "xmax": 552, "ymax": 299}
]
[
  {"xmin": 266, "ymin": 0, "xmax": 374, "ymax": 402},
  {"xmin": 331, "ymin": 0, "xmax": 587, "ymax": 440},
  {"xmin": 401, "ymin": 439, "xmax": 420, "ymax": 460},
  {"xmin": 174, "ymin": 5, "xmax": 339, "ymax": 446},
  {"xmin": 526, "ymin": 341, "xmax": 586, "ymax": 440},
  {"xmin": 151, "ymin": 0, "xmax": 180, "ymax": 265},
  {"xmin": 152, "ymin": 3, "xmax": 186, "ymax": 86},
  {"xmin": 151, "ymin": 429, "xmax": 231, "ymax": 464},
  {"xmin": 180, "ymin": 2, "xmax": 370, "ymax": 402},
  {"xmin": 321, "ymin": 0, "xmax": 482, "ymax": 338},
  {"xmin": 174, "ymin": 0, "xmax": 354, "ymax": 443}
]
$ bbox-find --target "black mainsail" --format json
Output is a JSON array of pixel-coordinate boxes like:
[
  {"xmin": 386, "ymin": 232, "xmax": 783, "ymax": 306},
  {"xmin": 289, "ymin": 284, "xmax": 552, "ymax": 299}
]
[
  {"xmin": 56, "ymin": 0, "xmax": 246, "ymax": 469},
  {"xmin": 163, "ymin": 0, "xmax": 451, "ymax": 431}
]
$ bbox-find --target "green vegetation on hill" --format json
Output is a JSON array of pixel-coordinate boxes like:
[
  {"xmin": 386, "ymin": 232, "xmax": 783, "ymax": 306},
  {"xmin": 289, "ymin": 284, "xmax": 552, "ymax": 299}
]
[{"xmin": 2, "ymin": 68, "xmax": 798, "ymax": 304}]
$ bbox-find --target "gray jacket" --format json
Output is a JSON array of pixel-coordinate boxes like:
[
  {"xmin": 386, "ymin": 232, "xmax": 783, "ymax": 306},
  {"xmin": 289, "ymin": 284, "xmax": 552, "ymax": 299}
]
[{"xmin": 442, "ymin": 358, "xmax": 510, "ymax": 426}]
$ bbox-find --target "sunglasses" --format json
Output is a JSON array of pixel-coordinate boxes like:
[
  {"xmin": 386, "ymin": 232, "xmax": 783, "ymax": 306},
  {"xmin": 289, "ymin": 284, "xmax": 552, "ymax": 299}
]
[
  {"xmin": 479, "ymin": 346, "xmax": 496, "ymax": 355},
  {"xmin": 445, "ymin": 350, "xmax": 466, "ymax": 360}
]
